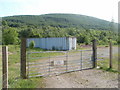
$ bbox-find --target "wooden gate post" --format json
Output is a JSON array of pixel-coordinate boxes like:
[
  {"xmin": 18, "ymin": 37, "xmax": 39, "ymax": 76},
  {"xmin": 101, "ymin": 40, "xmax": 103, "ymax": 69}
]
[
  {"xmin": 2, "ymin": 46, "xmax": 8, "ymax": 89},
  {"xmin": 109, "ymin": 40, "xmax": 112, "ymax": 68},
  {"xmin": 92, "ymin": 39, "xmax": 97, "ymax": 68},
  {"xmin": 20, "ymin": 38, "xmax": 27, "ymax": 79}
]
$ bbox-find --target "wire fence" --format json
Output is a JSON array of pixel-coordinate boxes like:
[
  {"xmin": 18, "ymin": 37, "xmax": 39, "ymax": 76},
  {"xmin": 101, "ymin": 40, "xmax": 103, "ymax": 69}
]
[
  {"xmin": 7, "ymin": 51, "xmax": 21, "ymax": 88},
  {"xmin": 97, "ymin": 46, "xmax": 118, "ymax": 71}
]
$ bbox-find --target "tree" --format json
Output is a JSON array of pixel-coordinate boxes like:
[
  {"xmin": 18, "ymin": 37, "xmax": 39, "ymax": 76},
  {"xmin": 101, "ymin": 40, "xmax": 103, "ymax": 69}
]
[
  {"xmin": 2, "ymin": 20, "xmax": 8, "ymax": 26},
  {"xmin": 19, "ymin": 28, "xmax": 34, "ymax": 38},
  {"xmin": 3, "ymin": 27, "xmax": 19, "ymax": 45}
]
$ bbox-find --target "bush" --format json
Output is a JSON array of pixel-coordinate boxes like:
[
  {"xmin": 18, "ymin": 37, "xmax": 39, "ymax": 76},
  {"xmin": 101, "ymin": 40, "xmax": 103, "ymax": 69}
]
[
  {"xmin": 29, "ymin": 41, "xmax": 35, "ymax": 49},
  {"xmin": 3, "ymin": 27, "xmax": 19, "ymax": 45}
]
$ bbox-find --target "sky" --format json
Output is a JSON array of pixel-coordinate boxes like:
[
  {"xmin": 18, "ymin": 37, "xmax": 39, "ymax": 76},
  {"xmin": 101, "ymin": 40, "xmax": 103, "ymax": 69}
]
[{"xmin": 0, "ymin": 0, "xmax": 119, "ymax": 22}]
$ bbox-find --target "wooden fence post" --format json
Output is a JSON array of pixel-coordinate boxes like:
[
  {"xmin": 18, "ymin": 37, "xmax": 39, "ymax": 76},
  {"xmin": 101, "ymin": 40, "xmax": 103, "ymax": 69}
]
[
  {"xmin": 109, "ymin": 40, "xmax": 112, "ymax": 68},
  {"xmin": 2, "ymin": 46, "xmax": 8, "ymax": 89},
  {"xmin": 92, "ymin": 39, "xmax": 97, "ymax": 68},
  {"xmin": 20, "ymin": 38, "xmax": 27, "ymax": 79}
]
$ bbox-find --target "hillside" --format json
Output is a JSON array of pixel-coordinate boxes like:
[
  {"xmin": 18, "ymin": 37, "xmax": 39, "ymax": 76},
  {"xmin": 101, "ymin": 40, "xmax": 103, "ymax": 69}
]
[
  {"xmin": 2, "ymin": 13, "xmax": 115, "ymax": 30},
  {"xmin": 2, "ymin": 13, "xmax": 119, "ymax": 45}
]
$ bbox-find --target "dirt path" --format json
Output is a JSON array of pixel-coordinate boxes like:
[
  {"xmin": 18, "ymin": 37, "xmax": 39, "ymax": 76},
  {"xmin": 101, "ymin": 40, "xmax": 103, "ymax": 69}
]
[
  {"xmin": 44, "ymin": 69, "xmax": 118, "ymax": 88},
  {"xmin": 43, "ymin": 46, "xmax": 118, "ymax": 88}
]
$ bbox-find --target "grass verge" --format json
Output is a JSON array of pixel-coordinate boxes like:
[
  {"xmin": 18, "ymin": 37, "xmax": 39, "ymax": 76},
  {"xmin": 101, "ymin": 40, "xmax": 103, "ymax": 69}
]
[{"xmin": 97, "ymin": 53, "xmax": 119, "ymax": 73}]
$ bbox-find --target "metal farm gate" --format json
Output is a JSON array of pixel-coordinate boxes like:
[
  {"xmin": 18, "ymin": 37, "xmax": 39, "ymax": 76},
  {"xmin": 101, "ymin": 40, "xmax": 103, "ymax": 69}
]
[{"xmin": 27, "ymin": 50, "xmax": 93, "ymax": 78}]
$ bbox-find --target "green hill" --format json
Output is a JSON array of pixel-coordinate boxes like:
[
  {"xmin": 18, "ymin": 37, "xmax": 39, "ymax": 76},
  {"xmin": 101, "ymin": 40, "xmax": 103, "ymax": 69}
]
[
  {"xmin": 2, "ymin": 13, "xmax": 119, "ymax": 45},
  {"xmin": 2, "ymin": 13, "xmax": 115, "ymax": 30}
]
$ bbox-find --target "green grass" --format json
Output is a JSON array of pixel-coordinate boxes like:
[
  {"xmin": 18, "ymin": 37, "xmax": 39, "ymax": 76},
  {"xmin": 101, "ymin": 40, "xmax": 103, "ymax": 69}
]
[
  {"xmin": 6, "ymin": 45, "xmax": 45, "ymax": 88},
  {"xmin": 97, "ymin": 53, "xmax": 119, "ymax": 73},
  {"xmin": 8, "ymin": 77, "xmax": 44, "ymax": 88},
  {"xmin": 27, "ymin": 47, "xmax": 45, "ymax": 52}
]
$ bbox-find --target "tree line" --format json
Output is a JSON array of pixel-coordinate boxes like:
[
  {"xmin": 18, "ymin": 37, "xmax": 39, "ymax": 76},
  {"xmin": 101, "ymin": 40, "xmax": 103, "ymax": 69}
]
[{"xmin": 2, "ymin": 21, "xmax": 119, "ymax": 45}]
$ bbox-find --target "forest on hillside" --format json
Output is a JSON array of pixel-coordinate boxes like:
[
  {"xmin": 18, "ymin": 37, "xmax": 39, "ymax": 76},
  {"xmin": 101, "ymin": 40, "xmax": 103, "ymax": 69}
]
[
  {"xmin": 3, "ymin": 14, "xmax": 118, "ymax": 31},
  {"xmin": 1, "ymin": 14, "xmax": 119, "ymax": 45}
]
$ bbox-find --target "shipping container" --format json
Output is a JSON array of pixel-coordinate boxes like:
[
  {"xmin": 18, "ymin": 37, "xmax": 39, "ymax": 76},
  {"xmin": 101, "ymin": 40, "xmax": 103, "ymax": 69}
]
[{"xmin": 27, "ymin": 37, "xmax": 76, "ymax": 50}]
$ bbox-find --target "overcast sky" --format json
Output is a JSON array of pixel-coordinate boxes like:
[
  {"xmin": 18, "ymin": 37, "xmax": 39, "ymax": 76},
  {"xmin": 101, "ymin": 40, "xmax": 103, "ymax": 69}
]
[{"xmin": 0, "ymin": 0, "xmax": 119, "ymax": 22}]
